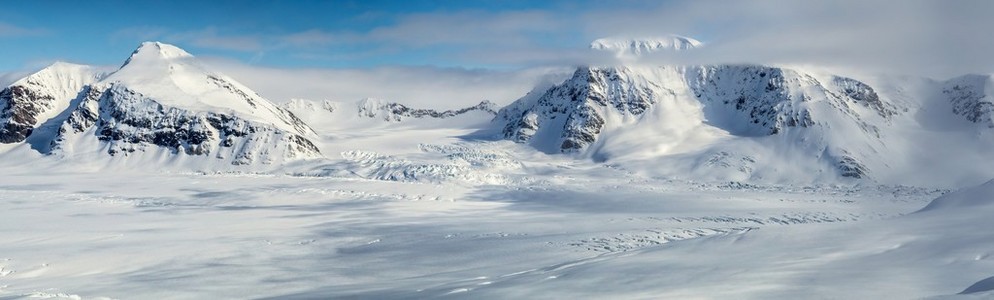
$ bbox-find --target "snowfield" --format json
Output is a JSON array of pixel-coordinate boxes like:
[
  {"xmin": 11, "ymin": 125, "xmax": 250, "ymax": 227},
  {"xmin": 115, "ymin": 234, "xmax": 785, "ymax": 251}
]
[
  {"xmin": 1, "ymin": 121, "xmax": 988, "ymax": 299},
  {"xmin": 2, "ymin": 41, "xmax": 994, "ymax": 299},
  {"xmin": 3, "ymin": 158, "xmax": 981, "ymax": 299}
]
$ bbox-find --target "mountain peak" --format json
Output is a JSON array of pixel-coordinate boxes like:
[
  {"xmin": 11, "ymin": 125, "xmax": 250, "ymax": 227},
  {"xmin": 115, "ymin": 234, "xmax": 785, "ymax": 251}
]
[
  {"xmin": 122, "ymin": 41, "xmax": 194, "ymax": 67},
  {"xmin": 98, "ymin": 41, "xmax": 315, "ymax": 137},
  {"xmin": 46, "ymin": 61, "xmax": 86, "ymax": 69},
  {"xmin": 590, "ymin": 35, "xmax": 703, "ymax": 57}
]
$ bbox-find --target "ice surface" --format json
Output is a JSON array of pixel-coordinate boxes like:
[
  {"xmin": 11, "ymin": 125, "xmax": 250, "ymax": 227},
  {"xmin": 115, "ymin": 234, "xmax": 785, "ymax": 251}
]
[{"xmin": 0, "ymin": 160, "xmax": 972, "ymax": 299}]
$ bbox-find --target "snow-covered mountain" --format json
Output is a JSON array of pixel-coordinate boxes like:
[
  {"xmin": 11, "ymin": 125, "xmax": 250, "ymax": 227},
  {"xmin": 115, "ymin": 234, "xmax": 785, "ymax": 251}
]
[
  {"xmin": 0, "ymin": 42, "xmax": 322, "ymax": 167},
  {"xmin": 494, "ymin": 65, "xmax": 994, "ymax": 185},
  {"xmin": 0, "ymin": 62, "xmax": 105, "ymax": 143},
  {"xmin": 590, "ymin": 35, "xmax": 703, "ymax": 57},
  {"xmin": 3, "ymin": 40, "xmax": 993, "ymax": 185}
]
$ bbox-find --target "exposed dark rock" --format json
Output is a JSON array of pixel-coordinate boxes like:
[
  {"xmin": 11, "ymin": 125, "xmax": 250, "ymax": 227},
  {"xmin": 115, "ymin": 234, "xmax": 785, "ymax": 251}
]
[
  {"xmin": 496, "ymin": 67, "xmax": 654, "ymax": 152},
  {"xmin": 561, "ymin": 105, "xmax": 605, "ymax": 152},
  {"xmin": 837, "ymin": 156, "xmax": 868, "ymax": 179},
  {"xmin": 832, "ymin": 76, "xmax": 896, "ymax": 118},
  {"xmin": 944, "ymin": 76, "xmax": 994, "ymax": 128},
  {"xmin": 0, "ymin": 85, "xmax": 56, "ymax": 143},
  {"xmin": 687, "ymin": 66, "xmax": 816, "ymax": 135}
]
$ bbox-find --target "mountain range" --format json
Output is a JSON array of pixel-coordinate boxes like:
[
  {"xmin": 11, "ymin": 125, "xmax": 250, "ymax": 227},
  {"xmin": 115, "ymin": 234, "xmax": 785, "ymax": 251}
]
[{"xmin": 1, "ymin": 40, "xmax": 992, "ymax": 187}]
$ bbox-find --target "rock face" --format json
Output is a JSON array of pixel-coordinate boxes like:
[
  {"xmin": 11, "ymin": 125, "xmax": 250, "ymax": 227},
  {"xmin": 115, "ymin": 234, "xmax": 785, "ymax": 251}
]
[
  {"xmin": 943, "ymin": 75, "xmax": 994, "ymax": 128},
  {"xmin": 0, "ymin": 63, "xmax": 103, "ymax": 143},
  {"xmin": 686, "ymin": 66, "xmax": 895, "ymax": 136},
  {"xmin": 9, "ymin": 42, "xmax": 322, "ymax": 166},
  {"xmin": 495, "ymin": 65, "xmax": 897, "ymax": 179}
]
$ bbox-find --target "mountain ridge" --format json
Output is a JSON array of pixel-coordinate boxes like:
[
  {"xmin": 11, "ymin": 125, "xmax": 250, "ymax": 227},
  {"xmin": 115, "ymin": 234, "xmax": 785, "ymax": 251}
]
[
  {"xmin": 2, "ymin": 41, "xmax": 993, "ymax": 185},
  {"xmin": 493, "ymin": 64, "xmax": 994, "ymax": 184}
]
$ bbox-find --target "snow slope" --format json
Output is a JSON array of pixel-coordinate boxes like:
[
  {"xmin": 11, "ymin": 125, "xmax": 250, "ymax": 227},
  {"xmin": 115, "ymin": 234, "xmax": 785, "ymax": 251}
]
[{"xmin": 398, "ymin": 179, "xmax": 994, "ymax": 299}]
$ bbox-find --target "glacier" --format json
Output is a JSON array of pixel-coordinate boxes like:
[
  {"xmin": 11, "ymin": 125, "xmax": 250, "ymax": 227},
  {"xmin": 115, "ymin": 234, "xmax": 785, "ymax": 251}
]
[{"xmin": 0, "ymin": 41, "xmax": 993, "ymax": 299}]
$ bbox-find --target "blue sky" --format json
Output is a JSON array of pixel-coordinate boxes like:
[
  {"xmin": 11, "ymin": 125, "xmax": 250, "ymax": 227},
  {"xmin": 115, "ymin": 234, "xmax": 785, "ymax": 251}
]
[
  {"xmin": 0, "ymin": 0, "xmax": 644, "ymax": 71},
  {"xmin": 2, "ymin": 1, "xmax": 993, "ymax": 77}
]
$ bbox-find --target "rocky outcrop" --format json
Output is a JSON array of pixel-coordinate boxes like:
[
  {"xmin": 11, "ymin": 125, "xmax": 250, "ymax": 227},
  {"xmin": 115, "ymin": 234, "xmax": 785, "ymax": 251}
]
[
  {"xmin": 836, "ymin": 155, "xmax": 869, "ymax": 179},
  {"xmin": 0, "ymin": 63, "xmax": 103, "ymax": 143},
  {"xmin": 832, "ymin": 76, "xmax": 896, "ymax": 119},
  {"xmin": 0, "ymin": 86, "xmax": 54, "ymax": 143},
  {"xmin": 944, "ymin": 75, "xmax": 994, "ymax": 128}
]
